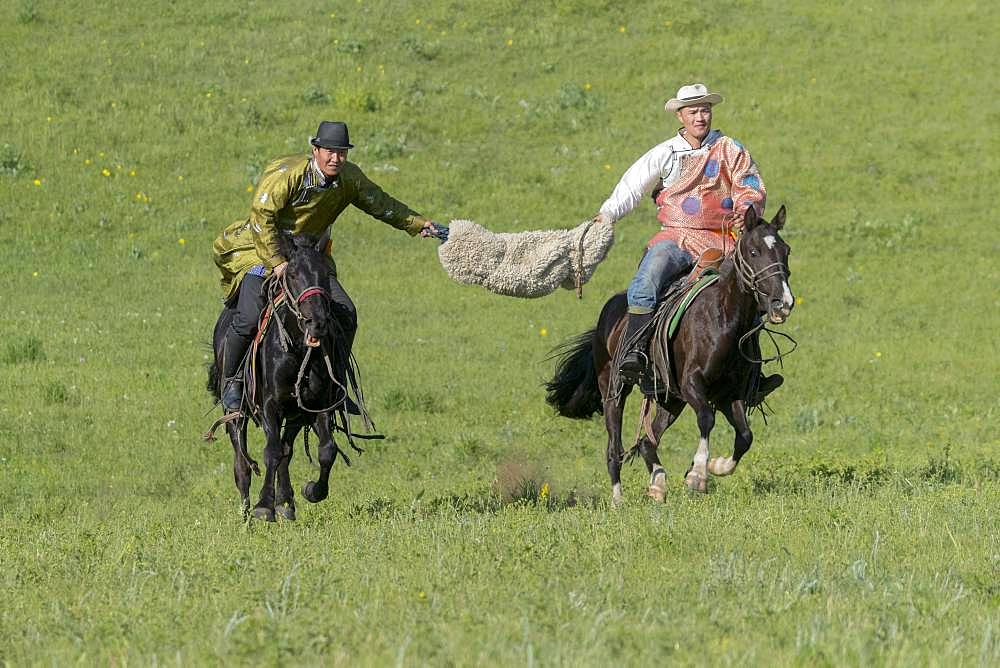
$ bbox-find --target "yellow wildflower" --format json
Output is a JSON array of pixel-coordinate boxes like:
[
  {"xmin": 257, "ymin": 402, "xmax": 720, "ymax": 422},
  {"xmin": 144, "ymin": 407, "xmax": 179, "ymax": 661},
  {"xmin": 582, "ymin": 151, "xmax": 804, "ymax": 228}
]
[
  {"xmin": 101, "ymin": 168, "xmax": 111, "ymax": 177},
  {"xmin": 506, "ymin": 39, "xmax": 513, "ymax": 46},
  {"xmin": 33, "ymin": 178, "xmax": 42, "ymax": 186},
  {"xmin": 178, "ymin": 238, "xmax": 186, "ymax": 246},
  {"xmin": 540, "ymin": 328, "xmax": 548, "ymax": 337}
]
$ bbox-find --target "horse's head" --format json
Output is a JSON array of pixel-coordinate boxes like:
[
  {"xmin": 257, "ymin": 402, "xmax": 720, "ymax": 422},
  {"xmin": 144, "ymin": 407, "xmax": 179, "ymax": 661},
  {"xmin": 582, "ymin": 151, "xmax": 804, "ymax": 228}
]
[
  {"xmin": 735, "ymin": 205, "xmax": 794, "ymax": 324},
  {"xmin": 278, "ymin": 233, "xmax": 332, "ymax": 348}
]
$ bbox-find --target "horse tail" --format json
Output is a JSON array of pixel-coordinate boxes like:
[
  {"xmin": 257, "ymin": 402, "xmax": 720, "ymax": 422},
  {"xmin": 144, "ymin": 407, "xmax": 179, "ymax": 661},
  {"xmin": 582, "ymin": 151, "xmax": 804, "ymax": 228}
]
[{"xmin": 545, "ymin": 329, "xmax": 603, "ymax": 419}]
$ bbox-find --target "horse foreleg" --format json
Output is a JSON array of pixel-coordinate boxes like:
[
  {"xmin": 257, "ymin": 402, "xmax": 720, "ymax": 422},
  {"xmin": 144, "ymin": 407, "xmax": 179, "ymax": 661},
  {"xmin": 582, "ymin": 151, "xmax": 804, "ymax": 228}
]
[
  {"xmin": 682, "ymin": 377, "xmax": 714, "ymax": 493},
  {"xmin": 641, "ymin": 398, "xmax": 685, "ymax": 502},
  {"xmin": 709, "ymin": 400, "xmax": 752, "ymax": 477},
  {"xmin": 302, "ymin": 413, "xmax": 336, "ymax": 503},
  {"xmin": 226, "ymin": 417, "xmax": 252, "ymax": 518},
  {"xmin": 252, "ymin": 403, "xmax": 282, "ymax": 522},
  {"xmin": 275, "ymin": 423, "xmax": 301, "ymax": 520}
]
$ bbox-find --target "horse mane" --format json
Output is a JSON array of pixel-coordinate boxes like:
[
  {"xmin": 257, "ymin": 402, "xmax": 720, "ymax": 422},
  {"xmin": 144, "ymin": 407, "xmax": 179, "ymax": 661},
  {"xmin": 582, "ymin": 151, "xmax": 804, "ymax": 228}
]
[{"xmin": 276, "ymin": 232, "xmax": 324, "ymax": 262}]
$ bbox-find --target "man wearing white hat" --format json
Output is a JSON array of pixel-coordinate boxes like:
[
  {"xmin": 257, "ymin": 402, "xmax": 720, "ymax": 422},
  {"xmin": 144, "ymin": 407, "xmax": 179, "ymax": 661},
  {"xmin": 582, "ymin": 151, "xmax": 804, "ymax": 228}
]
[{"xmin": 594, "ymin": 83, "xmax": 779, "ymax": 399}]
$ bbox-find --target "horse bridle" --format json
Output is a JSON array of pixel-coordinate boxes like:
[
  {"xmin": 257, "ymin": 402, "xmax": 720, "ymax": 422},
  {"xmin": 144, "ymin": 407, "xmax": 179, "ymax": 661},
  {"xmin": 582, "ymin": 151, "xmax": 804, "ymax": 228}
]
[
  {"xmin": 731, "ymin": 230, "xmax": 798, "ymax": 366},
  {"xmin": 278, "ymin": 272, "xmax": 329, "ymax": 325},
  {"xmin": 732, "ymin": 231, "xmax": 788, "ymax": 309}
]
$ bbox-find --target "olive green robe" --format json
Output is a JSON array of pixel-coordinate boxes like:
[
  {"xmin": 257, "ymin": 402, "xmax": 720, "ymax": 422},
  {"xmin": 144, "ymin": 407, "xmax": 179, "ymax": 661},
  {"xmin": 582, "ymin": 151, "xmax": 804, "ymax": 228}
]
[{"xmin": 213, "ymin": 154, "xmax": 427, "ymax": 300}]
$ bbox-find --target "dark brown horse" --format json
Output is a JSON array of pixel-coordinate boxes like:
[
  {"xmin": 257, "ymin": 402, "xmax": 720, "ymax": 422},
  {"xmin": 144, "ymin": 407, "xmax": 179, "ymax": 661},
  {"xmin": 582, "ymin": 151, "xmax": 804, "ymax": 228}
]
[
  {"xmin": 207, "ymin": 234, "xmax": 363, "ymax": 521},
  {"xmin": 546, "ymin": 206, "xmax": 793, "ymax": 503}
]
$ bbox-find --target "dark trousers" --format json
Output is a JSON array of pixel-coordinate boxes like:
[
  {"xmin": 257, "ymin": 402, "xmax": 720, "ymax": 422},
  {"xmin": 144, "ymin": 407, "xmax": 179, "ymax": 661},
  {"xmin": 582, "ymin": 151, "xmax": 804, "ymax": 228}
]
[{"xmin": 230, "ymin": 273, "xmax": 358, "ymax": 350}]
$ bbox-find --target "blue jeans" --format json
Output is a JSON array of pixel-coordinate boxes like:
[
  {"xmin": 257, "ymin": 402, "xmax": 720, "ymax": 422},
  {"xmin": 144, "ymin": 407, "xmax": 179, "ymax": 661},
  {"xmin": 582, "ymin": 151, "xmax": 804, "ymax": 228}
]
[{"xmin": 626, "ymin": 240, "xmax": 694, "ymax": 313}]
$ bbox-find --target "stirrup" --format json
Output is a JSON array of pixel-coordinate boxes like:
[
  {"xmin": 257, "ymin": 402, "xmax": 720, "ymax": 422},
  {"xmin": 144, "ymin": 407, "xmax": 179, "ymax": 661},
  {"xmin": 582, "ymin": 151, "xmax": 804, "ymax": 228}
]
[{"xmin": 619, "ymin": 352, "xmax": 648, "ymax": 383}]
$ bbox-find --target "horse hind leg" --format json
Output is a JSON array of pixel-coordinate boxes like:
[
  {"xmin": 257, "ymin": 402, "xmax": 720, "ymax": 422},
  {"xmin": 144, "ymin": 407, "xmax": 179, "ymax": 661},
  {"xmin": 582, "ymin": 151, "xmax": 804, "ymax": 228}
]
[
  {"xmin": 708, "ymin": 400, "xmax": 752, "ymax": 477},
  {"xmin": 602, "ymin": 394, "xmax": 630, "ymax": 506}
]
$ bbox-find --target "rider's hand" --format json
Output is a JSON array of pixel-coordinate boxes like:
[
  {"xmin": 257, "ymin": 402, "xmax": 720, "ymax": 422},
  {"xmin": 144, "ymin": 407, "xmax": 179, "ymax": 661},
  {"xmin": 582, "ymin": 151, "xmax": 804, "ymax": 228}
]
[
  {"xmin": 731, "ymin": 204, "xmax": 754, "ymax": 227},
  {"xmin": 273, "ymin": 261, "xmax": 288, "ymax": 277},
  {"xmin": 419, "ymin": 221, "xmax": 438, "ymax": 238}
]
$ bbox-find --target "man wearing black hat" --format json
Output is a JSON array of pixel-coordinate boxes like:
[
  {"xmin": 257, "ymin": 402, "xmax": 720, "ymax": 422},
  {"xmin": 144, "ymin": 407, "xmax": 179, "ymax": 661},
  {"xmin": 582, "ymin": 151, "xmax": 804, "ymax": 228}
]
[{"xmin": 212, "ymin": 121, "xmax": 438, "ymax": 413}]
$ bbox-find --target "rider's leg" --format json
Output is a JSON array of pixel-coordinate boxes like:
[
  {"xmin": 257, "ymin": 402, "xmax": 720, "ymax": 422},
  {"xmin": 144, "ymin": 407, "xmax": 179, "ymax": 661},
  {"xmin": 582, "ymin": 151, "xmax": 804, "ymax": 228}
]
[
  {"xmin": 747, "ymin": 324, "xmax": 784, "ymax": 406},
  {"xmin": 222, "ymin": 274, "xmax": 266, "ymax": 412},
  {"xmin": 327, "ymin": 273, "xmax": 360, "ymax": 415},
  {"xmin": 621, "ymin": 240, "xmax": 694, "ymax": 379}
]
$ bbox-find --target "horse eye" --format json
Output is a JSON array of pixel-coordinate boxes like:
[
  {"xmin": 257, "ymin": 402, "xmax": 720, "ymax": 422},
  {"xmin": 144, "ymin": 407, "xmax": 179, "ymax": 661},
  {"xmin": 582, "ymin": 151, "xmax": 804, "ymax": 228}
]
[{"xmin": 750, "ymin": 249, "xmax": 759, "ymax": 257}]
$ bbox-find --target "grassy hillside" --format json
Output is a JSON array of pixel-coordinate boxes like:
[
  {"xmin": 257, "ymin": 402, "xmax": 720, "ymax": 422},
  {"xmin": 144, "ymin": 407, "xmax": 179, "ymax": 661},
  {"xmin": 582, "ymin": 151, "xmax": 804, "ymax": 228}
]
[{"xmin": 1, "ymin": 1, "xmax": 997, "ymax": 664}]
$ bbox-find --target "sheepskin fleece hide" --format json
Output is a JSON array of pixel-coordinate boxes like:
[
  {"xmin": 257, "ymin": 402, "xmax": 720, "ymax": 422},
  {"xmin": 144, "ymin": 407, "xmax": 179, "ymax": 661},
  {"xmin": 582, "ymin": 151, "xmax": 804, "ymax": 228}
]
[{"xmin": 437, "ymin": 219, "xmax": 615, "ymax": 298}]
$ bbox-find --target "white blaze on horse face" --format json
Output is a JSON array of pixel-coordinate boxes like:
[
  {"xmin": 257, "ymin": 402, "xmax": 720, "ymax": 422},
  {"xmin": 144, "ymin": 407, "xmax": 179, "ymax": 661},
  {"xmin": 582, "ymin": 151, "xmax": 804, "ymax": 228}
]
[
  {"xmin": 781, "ymin": 280, "xmax": 794, "ymax": 308},
  {"xmin": 763, "ymin": 234, "xmax": 776, "ymax": 249}
]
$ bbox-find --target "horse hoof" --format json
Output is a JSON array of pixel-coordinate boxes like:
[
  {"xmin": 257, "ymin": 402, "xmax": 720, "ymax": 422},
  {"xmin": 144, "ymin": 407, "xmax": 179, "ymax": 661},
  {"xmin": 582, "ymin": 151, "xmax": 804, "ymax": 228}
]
[
  {"xmin": 252, "ymin": 506, "xmax": 276, "ymax": 522},
  {"xmin": 302, "ymin": 481, "xmax": 327, "ymax": 503},
  {"xmin": 276, "ymin": 504, "xmax": 296, "ymax": 521},
  {"xmin": 648, "ymin": 469, "xmax": 667, "ymax": 502},
  {"xmin": 611, "ymin": 493, "xmax": 625, "ymax": 508},
  {"xmin": 708, "ymin": 457, "xmax": 736, "ymax": 476},
  {"xmin": 684, "ymin": 472, "xmax": 708, "ymax": 494}
]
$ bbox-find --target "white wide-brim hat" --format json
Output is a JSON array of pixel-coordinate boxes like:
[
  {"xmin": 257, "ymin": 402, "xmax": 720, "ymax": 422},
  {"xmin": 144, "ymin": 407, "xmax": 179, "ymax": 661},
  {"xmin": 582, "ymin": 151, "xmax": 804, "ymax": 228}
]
[{"xmin": 665, "ymin": 83, "xmax": 723, "ymax": 111}]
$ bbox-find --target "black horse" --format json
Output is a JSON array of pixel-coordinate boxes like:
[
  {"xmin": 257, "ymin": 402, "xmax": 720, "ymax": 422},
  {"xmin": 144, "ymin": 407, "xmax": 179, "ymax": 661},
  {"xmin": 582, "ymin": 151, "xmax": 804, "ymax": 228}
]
[
  {"xmin": 546, "ymin": 206, "xmax": 793, "ymax": 503},
  {"xmin": 207, "ymin": 233, "xmax": 363, "ymax": 521}
]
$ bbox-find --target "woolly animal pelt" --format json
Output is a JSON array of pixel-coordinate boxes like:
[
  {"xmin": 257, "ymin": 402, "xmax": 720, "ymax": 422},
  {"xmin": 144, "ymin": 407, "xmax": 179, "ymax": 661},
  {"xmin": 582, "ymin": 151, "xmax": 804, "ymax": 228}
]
[{"xmin": 437, "ymin": 218, "xmax": 614, "ymax": 298}]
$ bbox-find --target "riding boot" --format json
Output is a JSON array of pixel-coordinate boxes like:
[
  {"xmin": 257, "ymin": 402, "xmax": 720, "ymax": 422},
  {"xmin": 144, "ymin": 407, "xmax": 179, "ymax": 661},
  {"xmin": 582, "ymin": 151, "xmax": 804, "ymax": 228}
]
[
  {"xmin": 619, "ymin": 311, "xmax": 655, "ymax": 383},
  {"xmin": 221, "ymin": 329, "xmax": 252, "ymax": 413},
  {"xmin": 746, "ymin": 326, "xmax": 784, "ymax": 407},
  {"xmin": 750, "ymin": 373, "xmax": 784, "ymax": 407},
  {"xmin": 333, "ymin": 336, "xmax": 361, "ymax": 416}
]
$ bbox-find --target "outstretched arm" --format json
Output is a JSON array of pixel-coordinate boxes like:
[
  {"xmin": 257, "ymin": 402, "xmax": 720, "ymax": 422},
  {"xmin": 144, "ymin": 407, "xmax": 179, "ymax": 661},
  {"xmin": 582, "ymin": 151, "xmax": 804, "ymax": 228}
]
[{"xmin": 351, "ymin": 168, "xmax": 433, "ymax": 236}]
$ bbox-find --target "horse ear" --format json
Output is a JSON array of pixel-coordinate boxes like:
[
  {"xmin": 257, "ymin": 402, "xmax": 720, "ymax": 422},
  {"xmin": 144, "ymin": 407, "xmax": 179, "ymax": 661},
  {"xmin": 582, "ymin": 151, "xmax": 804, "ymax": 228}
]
[
  {"xmin": 771, "ymin": 205, "xmax": 786, "ymax": 230},
  {"xmin": 314, "ymin": 232, "xmax": 329, "ymax": 252},
  {"xmin": 743, "ymin": 205, "xmax": 758, "ymax": 230}
]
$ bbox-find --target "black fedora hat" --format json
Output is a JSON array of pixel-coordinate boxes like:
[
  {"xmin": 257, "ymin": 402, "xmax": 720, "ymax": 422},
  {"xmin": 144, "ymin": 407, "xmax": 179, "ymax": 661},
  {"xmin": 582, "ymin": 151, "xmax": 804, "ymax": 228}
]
[{"xmin": 310, "ymin": 121, "xmax": 354, "ymax": 149}]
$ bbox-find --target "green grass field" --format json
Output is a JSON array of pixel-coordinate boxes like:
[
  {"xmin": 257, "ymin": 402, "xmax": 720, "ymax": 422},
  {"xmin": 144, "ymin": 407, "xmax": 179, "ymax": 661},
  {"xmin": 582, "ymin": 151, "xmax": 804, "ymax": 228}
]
[{"xmin": 1, "ymin": 0, "xmax": 998, "ymax": 664}]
